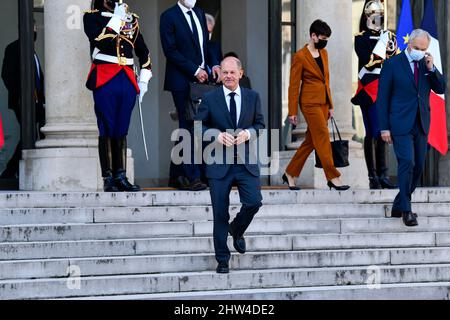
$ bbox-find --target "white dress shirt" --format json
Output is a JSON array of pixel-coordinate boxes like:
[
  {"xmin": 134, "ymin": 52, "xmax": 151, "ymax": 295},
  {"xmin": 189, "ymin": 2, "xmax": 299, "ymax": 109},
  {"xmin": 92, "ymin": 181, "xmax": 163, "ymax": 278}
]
[
  {"xmin": 222, "ymin": 85, "xmax": 251, "ymax": 139},
  {"xmin": 223, "ymin": 85, "xmax": 242, "ymax": 127},
  {"xmin": 404, "ymin": 48, "xmax": 416, "ymax": 74},
  {"xmin": 177, "ymin": 2, "xmax": 205, "ymax": 74}
]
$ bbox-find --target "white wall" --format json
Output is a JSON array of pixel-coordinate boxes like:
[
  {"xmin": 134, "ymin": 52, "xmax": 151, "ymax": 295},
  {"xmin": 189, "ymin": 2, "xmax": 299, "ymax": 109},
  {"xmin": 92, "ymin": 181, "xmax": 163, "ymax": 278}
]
[{"xmin": 221, "ymin": 0, "xmax": 269, "ymax": 126}]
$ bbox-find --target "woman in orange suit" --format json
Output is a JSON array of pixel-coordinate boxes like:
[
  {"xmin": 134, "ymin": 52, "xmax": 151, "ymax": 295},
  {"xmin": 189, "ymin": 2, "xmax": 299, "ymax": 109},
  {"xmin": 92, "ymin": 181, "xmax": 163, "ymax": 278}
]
[{"xmin": 283, "ymin": 20, "xmax": 350, "ymax": 191}]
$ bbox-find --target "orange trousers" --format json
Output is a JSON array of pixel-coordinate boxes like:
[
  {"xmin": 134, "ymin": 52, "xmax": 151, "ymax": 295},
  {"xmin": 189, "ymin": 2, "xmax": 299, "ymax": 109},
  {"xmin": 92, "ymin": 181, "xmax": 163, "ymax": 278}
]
[{"xmin": 286, "ymin": 104, "xmax": 341, "ymax": 181}]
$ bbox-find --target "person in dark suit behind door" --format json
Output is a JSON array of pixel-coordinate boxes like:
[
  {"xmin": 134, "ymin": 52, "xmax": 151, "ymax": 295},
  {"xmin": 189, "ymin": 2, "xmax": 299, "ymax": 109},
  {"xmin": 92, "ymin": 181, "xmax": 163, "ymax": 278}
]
[
  {"xmin": 160, "ymin": 0, "xmax": 221, "ymax": 191},
  {"xmin": 205, "ymin": 13, "xmax": 223, "ymax": 73},
  {"xmin": 1, "ymin": 22, "xmax": 45, "ymax": 179},
  {"xmin": 195, "ymin": 56, "xmax": 265, "ymax": 274},
  {"xmin": 377, "ymin": 29, "xmax": 445, "ymax": 227}
]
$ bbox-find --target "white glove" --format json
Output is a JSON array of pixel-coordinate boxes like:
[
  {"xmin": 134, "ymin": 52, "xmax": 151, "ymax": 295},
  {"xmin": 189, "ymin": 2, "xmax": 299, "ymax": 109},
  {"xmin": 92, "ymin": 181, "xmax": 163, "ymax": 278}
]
[
  {"xmin": 138, "ymin": 82, "xmax": 148, "ymax": 104},
  {"xmin": 138, "ymin": 69, "xmax": 152, "ymax": 104},
  {"xmin": 379, "ymin": 30, "xmax": 390, "ymax": 46},
  {"xmin": 106, "ymin": 3, "xmax": 130, "ymax": 34}
]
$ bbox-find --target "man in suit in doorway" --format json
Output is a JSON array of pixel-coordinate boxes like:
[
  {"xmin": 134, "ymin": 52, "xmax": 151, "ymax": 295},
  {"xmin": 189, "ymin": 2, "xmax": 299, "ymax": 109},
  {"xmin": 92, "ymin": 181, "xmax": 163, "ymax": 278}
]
[
  {"xmin": 1, "ymin": 22, "xmax": 45, "ymax": 180},
  {"xmin": 160, "ymin": 0, "xmax": 221, "ymax": 191},
  {"xmin": 195, "ymin": 56, "xmax": 265, "ymax": 274},
  {"xmin": 377, "ymin": 28, "xmax": 445, "ymax": 227}
]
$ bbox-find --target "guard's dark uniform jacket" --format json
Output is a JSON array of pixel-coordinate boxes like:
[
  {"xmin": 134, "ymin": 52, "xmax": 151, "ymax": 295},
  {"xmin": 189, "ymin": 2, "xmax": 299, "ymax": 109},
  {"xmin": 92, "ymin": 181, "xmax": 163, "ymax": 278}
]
[
  {"xmin": 83, "ymin": 9, "xmax": 152, "ymax": 93},
  {"xmin": 352, "ymin": 29, "xmax": 383, "ymax": 107}
]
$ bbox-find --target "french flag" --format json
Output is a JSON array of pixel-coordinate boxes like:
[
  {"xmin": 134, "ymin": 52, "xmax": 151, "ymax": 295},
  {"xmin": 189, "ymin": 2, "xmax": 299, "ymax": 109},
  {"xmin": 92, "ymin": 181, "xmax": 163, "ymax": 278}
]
[{"xmin": 421, "ymin": 0, "xmax": 448, "ymax": 155}]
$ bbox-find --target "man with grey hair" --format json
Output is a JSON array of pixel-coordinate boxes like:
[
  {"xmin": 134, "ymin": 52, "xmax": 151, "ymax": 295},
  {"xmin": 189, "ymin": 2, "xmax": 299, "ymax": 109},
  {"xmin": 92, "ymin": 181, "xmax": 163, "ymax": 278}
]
[{"xmin": 377, "ymin": 28, "xmax": 445, "ymax": 227}]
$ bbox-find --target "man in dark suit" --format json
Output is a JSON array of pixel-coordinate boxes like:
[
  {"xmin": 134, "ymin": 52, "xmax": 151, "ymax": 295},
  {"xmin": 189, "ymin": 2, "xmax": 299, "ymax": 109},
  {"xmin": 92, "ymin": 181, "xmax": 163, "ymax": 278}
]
[
  {"xmin": 1, "ymin": 23, "xmax": 45, "ymax": 179},
  {"xmin": 205, "ymin": 13, "xmax": 222, "ymax": 71},
  {"xmin": 377, "ymin": 29, "xmax": 445, "ymax": 227},
  {"xmin": 195, "ymin": 56, "xmax": 265, "ymax": 273},
  {"xmin": 160, "ymin": 0, "xmax": 221, "ymax": 191}
]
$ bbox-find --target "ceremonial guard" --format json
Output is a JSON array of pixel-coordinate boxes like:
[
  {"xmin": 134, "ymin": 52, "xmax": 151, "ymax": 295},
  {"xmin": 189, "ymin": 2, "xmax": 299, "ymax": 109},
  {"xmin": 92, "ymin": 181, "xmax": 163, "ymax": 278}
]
[
  {"xmin": 84, "ymin": 0, "xmax": 152, "ymax": 192},
  {"xmin": 352, "ymin": 0, "xmax": 399, "ymax": 189}
]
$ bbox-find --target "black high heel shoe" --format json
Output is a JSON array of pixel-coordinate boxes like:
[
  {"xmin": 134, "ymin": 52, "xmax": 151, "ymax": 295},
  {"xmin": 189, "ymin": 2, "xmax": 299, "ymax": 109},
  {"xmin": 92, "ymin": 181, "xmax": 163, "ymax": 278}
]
[
  {"xmin": 282, "ymin": 173, "xmax": 301, "ymax": 191},
  {"xmin": 327, "ymin": 180, "xmax": 350, "ymax": 191}
]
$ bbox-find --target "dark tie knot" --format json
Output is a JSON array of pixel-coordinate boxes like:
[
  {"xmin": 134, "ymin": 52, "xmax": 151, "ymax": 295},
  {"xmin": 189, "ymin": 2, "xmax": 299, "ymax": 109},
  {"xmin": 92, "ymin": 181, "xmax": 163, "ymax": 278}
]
[
  {"xmin": 187, "ymin": 11, "xmax": 193, "ymax": 16},
  {"xmin": 229, "ymin": 92, "xmax": 236, "ymax": 98}
]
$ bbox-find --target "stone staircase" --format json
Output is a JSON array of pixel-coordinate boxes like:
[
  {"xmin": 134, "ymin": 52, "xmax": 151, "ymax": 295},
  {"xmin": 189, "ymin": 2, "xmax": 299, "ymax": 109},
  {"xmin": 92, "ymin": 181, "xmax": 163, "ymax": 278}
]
[{"xmin": 1, "ymin": 188, "xmax": 450, "ymax": 300}]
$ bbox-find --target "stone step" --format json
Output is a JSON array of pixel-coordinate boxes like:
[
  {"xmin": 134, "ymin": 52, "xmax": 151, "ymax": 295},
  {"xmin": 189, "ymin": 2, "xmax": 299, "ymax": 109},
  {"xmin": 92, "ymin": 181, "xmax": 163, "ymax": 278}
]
[
  {"xmin": 2, "ymin": 264, "xmax": 450, "ymax": 300},
  {"xmin": 3, "ymin": 217, "xmax": 450, "ymax": 243},
  {"xmin": 0, "ymin": 222, "xmax": 194, "ymax": 242},
  {"xmin": 3, "ymin": 202, "xmax": 450, "ymax": 226},
  {"xmin": 0, "ymin": 188, "xmax": 441, "ymax": 209},
  {"xmin": 72, "ymin": 282, "xmax": 450, "ymax": 300},
  {"xmin": 4, "ymin": 247, "xmax": 450, "ymax": 281},
  {"xmin": 0, "ymin": 232, "xmax": 442, "ymax": 261}
]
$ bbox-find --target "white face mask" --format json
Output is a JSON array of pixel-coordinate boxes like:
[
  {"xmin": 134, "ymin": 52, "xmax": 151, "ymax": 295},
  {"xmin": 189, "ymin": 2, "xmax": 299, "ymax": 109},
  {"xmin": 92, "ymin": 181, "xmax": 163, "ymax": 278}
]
[
  {"xmin": 409, "ymin": 48, "xmax": 426, "ymax": 61},
  {"xmin": 183, "ymin": 0, "xmax": 196, "ymax": 9}
]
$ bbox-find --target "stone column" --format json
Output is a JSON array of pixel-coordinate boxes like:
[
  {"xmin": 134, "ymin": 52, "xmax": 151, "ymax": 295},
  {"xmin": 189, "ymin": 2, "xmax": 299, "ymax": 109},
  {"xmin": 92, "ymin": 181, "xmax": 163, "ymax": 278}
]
[
  {"xmin": 272, "ymin": 0, "xmax": 367, "ymax": 188},
  {"xmin": 20, "ymin": 0, "xmax": 134, "ymax": 191},
  {"xmin": 438, "ymin": 1, "xmax": 450, "ymax": 186}
]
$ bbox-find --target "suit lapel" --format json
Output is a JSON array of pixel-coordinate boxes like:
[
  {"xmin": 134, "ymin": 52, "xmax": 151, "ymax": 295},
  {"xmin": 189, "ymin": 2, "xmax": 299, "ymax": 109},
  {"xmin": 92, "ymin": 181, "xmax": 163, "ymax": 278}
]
[
  {"xmin": 193, "ymin": 7, "xmax": 207, "ymax": 54},
  {"xmin": 174, "ymin": 5, "xmax": 200, "ymax": 52},
  {"xmin": 400, "ymin": 51, "xmax": 417, "ymax": 88},
  {"xmin": 237, "ymin": 89, "xmax": 248, "ymax": 128},
  {"xmin": 302, "ymin": 46, "xmax": 324, "ymax": 80}
]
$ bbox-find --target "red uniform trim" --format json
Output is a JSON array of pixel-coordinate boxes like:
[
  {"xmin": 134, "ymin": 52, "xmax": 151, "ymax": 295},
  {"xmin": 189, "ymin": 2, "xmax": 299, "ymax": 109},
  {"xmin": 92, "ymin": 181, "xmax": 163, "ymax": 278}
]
[{"xmin": 87, "ymin": 64, "xmax": 140, "ymax": 93}]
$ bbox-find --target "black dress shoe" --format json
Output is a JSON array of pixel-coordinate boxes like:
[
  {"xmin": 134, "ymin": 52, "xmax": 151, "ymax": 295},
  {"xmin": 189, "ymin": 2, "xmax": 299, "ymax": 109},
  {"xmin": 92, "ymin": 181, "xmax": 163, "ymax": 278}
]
[
  {"xmin": 402, "ymin": 211, "xmax": 418, "ymax": 227},
  {"xmin": 188, "ymin": 179, "xmax": 208, "ymax": 191},
  {"xmin": 103, "ymin": 176, "xmax": 119, "ymax": 192},
  {"xmin": 327, "ymin": 181, "xmax": 350, "ymax": 191},
  {"xmin": 391, "ymin": 210, "xmax": 417, "ymax": 218},
  {"xmin": 369, "ymin": 177, "xmax": 381, "ymax": 190},
  {"xmin": 379, "ymin": 176, "xmax": 398, "ymax": 189},
  {"xmin": 282, "ymin": 173, "xmax": 301, "ymax": 190},
  {"xmin": 229, "ymin": 223, "xmax": 246, "ymax": 254},
  {"xmin": 169, "ymin": 176, "xmax": 190, "ymax": 190},
  {"xmin": 216, "ymin": 262, "xmax": 229, "ymax": 274},
  {"xmin": 114, "ymin": 172, "xmax": 141, "ymax": 192}
]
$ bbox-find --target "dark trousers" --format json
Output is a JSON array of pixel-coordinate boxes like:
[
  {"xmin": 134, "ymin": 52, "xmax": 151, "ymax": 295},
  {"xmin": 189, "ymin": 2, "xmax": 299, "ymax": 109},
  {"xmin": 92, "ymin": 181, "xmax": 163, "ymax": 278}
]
[
  {"xmin": 93, "ymin": 71, "xmax": 136, "ymax": 138},
  {"xmin": 208, "ymin": 165, "xmax": 262, "ymax": 264},
  {"xmin": 360, "ymin": 102, "xmax": 380, "ymax": 138},
  {"xmin": 169, "ymin": 90, "xmax": 202, "ymax": 183},
  {"xmin": 392, "ymin": 118, "xmax": 428, "ymax": 213}
]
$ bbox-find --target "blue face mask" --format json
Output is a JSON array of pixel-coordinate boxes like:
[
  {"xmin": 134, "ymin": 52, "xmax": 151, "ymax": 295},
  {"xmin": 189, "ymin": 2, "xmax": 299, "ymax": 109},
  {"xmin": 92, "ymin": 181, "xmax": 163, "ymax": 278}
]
[{"xmin": 409, "ymin": 48, "xmax": 426, "ymax": 61}]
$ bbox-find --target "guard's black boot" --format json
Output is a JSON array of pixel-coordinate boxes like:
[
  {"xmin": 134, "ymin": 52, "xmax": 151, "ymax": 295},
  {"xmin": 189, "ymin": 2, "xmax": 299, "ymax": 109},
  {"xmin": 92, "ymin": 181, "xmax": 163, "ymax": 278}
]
[
  {"xmin": 98, "ymin": 137, "xmax": 118, "ymax": 192},
  {"xmin": 376, "ymin": 137, "xmax": 397, "ymax": 189},
  {"xmin": 364, "ymin": 136, "xmax": 381, "ymax": 189},
  {"xmin": 112, "ymin": 137, "xmax": 141, "ymax": 192}
]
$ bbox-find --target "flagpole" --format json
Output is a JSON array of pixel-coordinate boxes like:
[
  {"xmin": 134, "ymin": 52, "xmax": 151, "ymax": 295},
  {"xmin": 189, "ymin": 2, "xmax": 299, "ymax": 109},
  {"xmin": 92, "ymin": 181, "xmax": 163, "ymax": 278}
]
[{"xmin": 384, "ymin": 0, "xmax": 388, "ymax": 30}]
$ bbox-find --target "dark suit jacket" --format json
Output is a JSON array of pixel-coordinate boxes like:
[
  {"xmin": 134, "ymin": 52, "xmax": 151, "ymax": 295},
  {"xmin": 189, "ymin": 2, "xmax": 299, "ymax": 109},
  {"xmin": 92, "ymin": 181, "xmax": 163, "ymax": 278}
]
[
  {"xmin": 160, "ymin": 4, "xmax": 220, "ymax": 92},
  {"xmin": 195, "ymin": 86, "xmax": 265, "ymax": 179},
  {"xmin": 1, "ymin": 39, "xmax": 45, "ymax": 123},
  {"xmin": 207, "ymin": 41, "xmax": 222, "ymax": 69},
  {"xmin": 377, "ymin": 51, "xmax": 445, "ymax": 136}
]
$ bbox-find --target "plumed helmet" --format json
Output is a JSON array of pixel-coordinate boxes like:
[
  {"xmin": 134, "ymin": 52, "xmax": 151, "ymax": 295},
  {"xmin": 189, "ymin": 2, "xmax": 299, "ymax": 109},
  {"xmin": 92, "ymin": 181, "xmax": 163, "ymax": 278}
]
[
  {"xmin": 92, "ymin": 0, "xmax": 121, "ymax": 11},
  {"xmin": 364, "ymin": 0, "xmax": 384, "ymax": 18}
]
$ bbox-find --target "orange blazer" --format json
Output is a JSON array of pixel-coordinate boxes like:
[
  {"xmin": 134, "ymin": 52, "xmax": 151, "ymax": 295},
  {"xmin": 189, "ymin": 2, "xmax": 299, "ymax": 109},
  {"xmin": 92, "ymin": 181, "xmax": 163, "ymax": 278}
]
[{"xmin": 288, "ymin": 44, "xmax": 334, "ymax": 116}]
